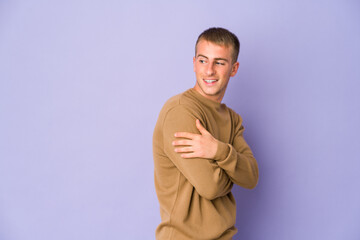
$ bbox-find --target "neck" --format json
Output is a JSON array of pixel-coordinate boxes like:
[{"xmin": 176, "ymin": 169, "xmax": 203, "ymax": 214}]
[{"xmin": 192, "ymin": 85, "xmax": 225, "ymax": 103}]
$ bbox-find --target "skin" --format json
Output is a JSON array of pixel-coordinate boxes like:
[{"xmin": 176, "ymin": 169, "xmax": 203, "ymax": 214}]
[
  {"xmin": 173, "ymin": 40, "xmax": 240, "ymax": 159},
  {"xmin": 193, "ymin": 40, "xmax": 239, "ymax": 103},
  {"xmin": 173, "ymin": 119, "xmax": 218, "ymax": 159}
]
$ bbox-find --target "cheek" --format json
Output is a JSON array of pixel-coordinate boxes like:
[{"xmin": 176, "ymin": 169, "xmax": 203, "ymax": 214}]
[
  {"xmin": 227, "ymin": 67, "xmax": 235, "ymax": 76},
  {"xmin": 220, "ymin": 69, "xmax": 231, "ymax": 78},
  {"xmin": 194, "ymin": 64, "xmax": 204, "ymax": 74}
]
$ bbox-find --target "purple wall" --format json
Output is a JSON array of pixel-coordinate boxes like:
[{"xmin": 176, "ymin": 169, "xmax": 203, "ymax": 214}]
[{"xmin": 0, "ymin": 1, "xmax": 359, "ymax": 239}]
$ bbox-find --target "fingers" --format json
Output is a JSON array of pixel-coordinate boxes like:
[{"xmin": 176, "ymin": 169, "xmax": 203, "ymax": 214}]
[
  {"xmin": 195, "ymin": 119, "xmax": 208, "ymax": 135},
  {"xmin": 172, "ymin": 119, "xmax": 209, "ymax": 159},
  {"xmin": 174, "ymin": 131, "xmax": 196, "ymax": 139},
  {"xmin": 179, "ymin": 152, "xmax": 197, "ymax": 159},
  {"xmin": 172, "ymin": 139, "xmax": 192, "ymax": 146},
  {"xmin": 174, "ymin": 146, "xmax": 193, "ymax": 153}
]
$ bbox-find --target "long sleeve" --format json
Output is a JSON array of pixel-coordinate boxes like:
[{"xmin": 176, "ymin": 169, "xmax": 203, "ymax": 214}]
[
  {"xmin": 213, "ymin": 114, "xmax": 259, "ymax": 189},
  {"xmin": 153, "ymin": 89, "xmax": 253, "ymax": 240},
  {"xmin": 162, "ymin": 105, "xmax": 233, "ymax": 200}
]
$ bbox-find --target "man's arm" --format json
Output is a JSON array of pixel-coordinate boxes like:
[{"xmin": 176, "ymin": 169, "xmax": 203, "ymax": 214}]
[
  {"xmin": 162, "ymin": 105, "xmax": 233, "ymax": 200},
  {"xmin": 173, "ymin": 117, "xmax": 259, "ymax": 189},
  {"xmin": 216, "ymin": 125, "xmax": 259, "ymax": 189}
]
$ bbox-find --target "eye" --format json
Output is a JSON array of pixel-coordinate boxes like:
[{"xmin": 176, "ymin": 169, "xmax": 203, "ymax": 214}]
[
  {"xmin": 215, "ymin": 61, "xmax": 225, "ymax": 65},
  {"xmin": 199, "ymin": 59, "xmax": 206, "ymax": 64}
]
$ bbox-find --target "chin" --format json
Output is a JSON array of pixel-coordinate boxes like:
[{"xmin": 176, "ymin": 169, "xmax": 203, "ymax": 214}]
[{"xmin": 203, "ymin": 90, "xmax": 219, "ymax": 96}]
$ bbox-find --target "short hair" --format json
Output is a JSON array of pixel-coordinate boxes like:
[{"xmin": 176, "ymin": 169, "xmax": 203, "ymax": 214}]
[{"xmin": 195, "ymin": 27, "xmax": 240, "ymax": 63}]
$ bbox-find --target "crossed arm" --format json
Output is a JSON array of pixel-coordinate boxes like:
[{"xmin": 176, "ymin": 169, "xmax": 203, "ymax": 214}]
[
  {"xmin": 163, "ymin": 106, "xmax": 258, "ymax": 200},
  {"xmin": 173, "ymin": 119, "xmax": 219, "ymax": 159},
  {"xmin": 172, "ymin": 118, "xmax": 259, "ymax": 190}
]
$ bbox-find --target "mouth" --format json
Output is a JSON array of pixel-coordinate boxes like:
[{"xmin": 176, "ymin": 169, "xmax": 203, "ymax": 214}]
[{"xmin": 203, "ymin": 79, "xmax": 218, "ymax": 85}]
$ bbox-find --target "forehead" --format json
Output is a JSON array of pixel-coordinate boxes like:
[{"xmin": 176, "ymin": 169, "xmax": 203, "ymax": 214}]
[{"xmin": 196, "ymin": 40, "xmax": 232, "ymax": 59}]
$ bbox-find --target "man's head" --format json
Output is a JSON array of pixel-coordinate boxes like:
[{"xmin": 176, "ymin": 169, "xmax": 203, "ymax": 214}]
[
  {"xmin": 193, "ymin": 27, "xmax": 240, "ymax": 103},
  {"xmin": 195, "ymin": 27, "xmax": 240, "ymax": 64}
]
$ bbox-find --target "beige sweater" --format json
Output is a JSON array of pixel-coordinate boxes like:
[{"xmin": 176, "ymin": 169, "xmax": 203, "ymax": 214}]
[{"xmin": 153, "ymin": 88, "xmax": 259, "ymax": 240}]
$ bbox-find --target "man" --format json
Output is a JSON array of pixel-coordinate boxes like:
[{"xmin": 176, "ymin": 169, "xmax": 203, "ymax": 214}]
[{"xmin": 153, "ymin": 27, "xmax": 259, "ymax": 240}]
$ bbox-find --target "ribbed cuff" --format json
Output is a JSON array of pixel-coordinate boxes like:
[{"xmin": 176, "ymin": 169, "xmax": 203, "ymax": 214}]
[{"xmin": 214, "ymin": 141, "xmax": 230, "ymax": 161}]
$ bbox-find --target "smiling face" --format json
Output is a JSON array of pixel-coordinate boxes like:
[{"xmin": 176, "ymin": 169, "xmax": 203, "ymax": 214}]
[{"xmin": 193, "ymin": 40, "xmax": 239, "ymax": 103}]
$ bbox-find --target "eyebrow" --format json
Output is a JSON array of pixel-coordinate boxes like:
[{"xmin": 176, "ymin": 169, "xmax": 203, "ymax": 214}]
[{"xmin": 197, "ymin": 54, "xmax": 229, "ymax": 62}]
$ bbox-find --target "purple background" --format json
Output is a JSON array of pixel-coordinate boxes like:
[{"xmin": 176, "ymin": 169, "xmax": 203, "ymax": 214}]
[{"xmin": 1, "ymin": 1, "xmax": 359, "ymax": 239}]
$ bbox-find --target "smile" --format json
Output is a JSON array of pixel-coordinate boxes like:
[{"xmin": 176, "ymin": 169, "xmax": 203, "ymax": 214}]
[{"xmin": 204, "ymin": 79, "xmax": 218, "ymax": 83}]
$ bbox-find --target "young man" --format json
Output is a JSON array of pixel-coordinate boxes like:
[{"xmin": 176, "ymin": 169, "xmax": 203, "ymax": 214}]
[{"xmin": 153, "ymin": 27, "xmax": 259, "ymax": 240}]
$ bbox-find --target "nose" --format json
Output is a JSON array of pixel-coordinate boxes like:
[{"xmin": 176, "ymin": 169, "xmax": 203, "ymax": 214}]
[{"xmin": 206, "ymin": 62, "xmax": 215, "ymax": 76}]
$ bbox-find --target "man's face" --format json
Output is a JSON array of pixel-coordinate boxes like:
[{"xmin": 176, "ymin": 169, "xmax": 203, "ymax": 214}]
[{"xmin": 193, "ymin": 40, "xmax": 239, "ymax": 103}]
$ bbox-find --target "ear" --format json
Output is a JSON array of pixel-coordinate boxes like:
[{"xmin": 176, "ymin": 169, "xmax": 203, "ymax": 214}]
[
  {"xmin": 193, "ymin": 56, "xmax": 196, "ymax": 72},
  {"xmin": 230, "ymin": 62, "xmax": 240, "ymax": 77}
]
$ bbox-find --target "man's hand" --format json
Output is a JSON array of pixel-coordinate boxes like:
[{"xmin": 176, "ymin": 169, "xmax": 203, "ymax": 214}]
[{"xmin": 172, "ymin": 119, "xmax": 219, "ymax": 159}]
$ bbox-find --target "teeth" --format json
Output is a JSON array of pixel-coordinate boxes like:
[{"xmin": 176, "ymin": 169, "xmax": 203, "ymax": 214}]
[{"xmin": 204, "ymin": 79, "xmax": 217, "ymax": 83}]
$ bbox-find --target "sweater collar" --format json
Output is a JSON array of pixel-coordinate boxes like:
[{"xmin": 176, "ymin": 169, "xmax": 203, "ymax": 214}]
[{"xmin": 188, "ymin": 88, "xmax": 226, "ymax": 111}]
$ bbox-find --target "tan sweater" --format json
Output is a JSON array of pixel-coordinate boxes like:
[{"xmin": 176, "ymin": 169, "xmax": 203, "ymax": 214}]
[{"xmin": 153, "ymin": 88, "xmax": 259, "ymax": 240}]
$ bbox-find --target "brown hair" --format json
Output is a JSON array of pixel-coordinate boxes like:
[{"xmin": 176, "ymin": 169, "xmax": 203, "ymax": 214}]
[{"xmin": 195, "ymin": 27, "xmax": 240, "ymax": 63}]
